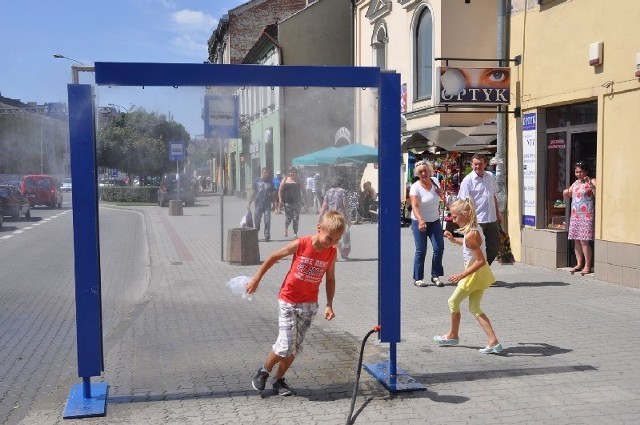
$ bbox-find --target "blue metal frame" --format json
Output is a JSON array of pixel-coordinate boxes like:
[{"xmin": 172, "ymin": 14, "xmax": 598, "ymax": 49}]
[
  {"xmin": 66, "ymin": 62, "xmax": 421, "ymax": 418},
  {"xmin": 65, "ymin": 84, "xmax": 107, "ymax": 418}
]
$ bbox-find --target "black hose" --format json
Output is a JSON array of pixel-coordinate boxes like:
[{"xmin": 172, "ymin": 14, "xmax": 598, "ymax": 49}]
[{"xmin": 346, "ymin": 326, "xmax": 380, "ymax": 425}]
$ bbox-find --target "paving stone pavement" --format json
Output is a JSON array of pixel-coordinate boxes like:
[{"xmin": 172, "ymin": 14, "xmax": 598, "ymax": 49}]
[{"xmin": 19, "ymin": 194, "xmax": 640, "ymax": 424}]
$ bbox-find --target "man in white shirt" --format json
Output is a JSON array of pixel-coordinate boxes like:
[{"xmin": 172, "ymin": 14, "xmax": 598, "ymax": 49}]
[{"xmin": 457, "ymin": 154, "xmax": 501, "ymax": 265}]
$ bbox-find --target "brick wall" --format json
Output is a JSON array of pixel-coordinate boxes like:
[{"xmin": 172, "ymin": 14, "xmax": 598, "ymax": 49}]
[{"xmin": 228, "ymin": 0, "xmax": 307, "ymax": 64}]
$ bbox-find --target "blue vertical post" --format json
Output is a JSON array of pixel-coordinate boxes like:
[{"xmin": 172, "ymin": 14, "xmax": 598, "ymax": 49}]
[
  {"xmin": 364, "ymin": 71, "xmax": 425, "ymax": 392},
  {"xmin": 64, "ymin": 84, "xmax": 108, "ymax": 418}
]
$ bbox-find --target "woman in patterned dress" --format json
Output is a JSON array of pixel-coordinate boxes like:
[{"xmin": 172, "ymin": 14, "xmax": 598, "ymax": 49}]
[{"xmin": 563, "ymin": 161, "xmax": 596, "ymax": 275}]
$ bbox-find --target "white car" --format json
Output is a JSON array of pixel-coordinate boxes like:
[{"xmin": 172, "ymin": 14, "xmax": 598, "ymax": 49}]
[{"xmin": 61, "ymin": 178, "xmax": 72, "ymax": 192}]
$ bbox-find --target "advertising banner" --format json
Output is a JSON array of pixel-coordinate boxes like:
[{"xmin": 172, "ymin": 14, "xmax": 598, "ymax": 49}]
[
  {"xmin": 522, "ymin": 113, "xmax": 537, "ymax": 226},
  {"xmin": 435, "ymin": 67, "xmax": 510, "ymax": 106}
]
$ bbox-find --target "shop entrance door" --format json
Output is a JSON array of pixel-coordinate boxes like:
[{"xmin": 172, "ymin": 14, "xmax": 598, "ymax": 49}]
[{"xmin": 567, "ymin": 130, "xmax": 597, "ymax": 267}]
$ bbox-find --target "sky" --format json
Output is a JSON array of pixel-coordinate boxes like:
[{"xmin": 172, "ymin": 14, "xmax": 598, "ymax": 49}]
[{"xmin": 0, "ymin": 0, "xmax": 247, "ymax": 136}]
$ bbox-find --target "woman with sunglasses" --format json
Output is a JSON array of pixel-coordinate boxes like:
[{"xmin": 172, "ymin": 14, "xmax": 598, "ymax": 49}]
[
  {"xmin": 409, "ymin": 160, "xmax": 446, "ymax": 287},
  {"xmin": 279, "ymin": 166, "xmax": 303, "ymax": 238},
  {"xmin": 563, "ymin": 161, "xmax": 596, "ymax": 275}
]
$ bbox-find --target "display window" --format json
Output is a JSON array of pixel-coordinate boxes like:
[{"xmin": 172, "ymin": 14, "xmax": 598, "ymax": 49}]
[{"xmin": 545, "ymin": 132, "xmax": 567, "ymax": 229}]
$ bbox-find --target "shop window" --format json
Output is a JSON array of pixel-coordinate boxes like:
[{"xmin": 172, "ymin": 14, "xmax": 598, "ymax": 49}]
[
  {"xmin": 570, "ymin": 102, "xmax": 597, "ymax": 126},
  {"xmin": 546, "ymin": 105, "xmax": 569, "ymax": 128},
  {"xmin": 545, "ymin": 132, "xmax": 567, "ymax": 229}
]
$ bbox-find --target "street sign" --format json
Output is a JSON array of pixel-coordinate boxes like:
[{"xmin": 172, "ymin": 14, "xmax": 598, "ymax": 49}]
[
  {"xmin": 204, "ymin": 95, "xmax": 239, "ymax": 138},
  {"xmin": 169, "ymin": 141, "xmax": 185, "ymax": 161}
]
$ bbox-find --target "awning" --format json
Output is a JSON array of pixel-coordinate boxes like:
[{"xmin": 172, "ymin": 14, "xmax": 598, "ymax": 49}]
[
  {"xmin": 455, "ymin": 134, "xmax": 497, "ymax": 151},
  {"xmin": 470, "ymin": 119, "xmax": 497, "ymax": 136},
  {"xmin": 401, "ymin": 126, "xmax": 472, "ymax": 153}
]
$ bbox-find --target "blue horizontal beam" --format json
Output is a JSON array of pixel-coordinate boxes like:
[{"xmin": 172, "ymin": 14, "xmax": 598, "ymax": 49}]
[{"xmin": 95, "ymin": 62, "xmax": 381, "ymax": 88}]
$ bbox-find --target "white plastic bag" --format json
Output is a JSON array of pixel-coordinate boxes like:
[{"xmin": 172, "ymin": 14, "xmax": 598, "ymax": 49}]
[{"xmin": 226, "ymin": 275, "xmax": 253, "ymax": 301}]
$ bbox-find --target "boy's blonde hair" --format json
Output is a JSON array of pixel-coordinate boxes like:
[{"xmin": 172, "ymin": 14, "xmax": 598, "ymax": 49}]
[
  {"xmin": 449, "ymin": 197, "xmax": 478, "ymax": 234},
  {"xmin": 320, "ymin": 211, "xmax": 346, "ymax": 234}
]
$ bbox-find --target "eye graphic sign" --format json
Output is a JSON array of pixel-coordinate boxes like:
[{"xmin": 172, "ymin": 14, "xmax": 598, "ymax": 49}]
[{"xmin": 435, "ymin": 67, "xmax": 510, "ymax": 106}]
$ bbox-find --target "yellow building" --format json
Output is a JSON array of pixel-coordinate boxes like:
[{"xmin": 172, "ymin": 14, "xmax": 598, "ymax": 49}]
[{"xmin": 507, "ymin": 0, "xmax": 640, "ymax": 287}]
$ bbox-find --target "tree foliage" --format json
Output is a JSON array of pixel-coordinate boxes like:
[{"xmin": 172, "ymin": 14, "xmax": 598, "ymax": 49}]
[{"xmin": 97, "ymin": 107, "xmax": 190, "ymax": 180}]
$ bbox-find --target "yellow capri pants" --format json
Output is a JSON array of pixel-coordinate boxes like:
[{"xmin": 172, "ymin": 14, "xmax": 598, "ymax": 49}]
[{"xmin": 448, "ymin": 286, "xmax": 485, "ymax": 317}]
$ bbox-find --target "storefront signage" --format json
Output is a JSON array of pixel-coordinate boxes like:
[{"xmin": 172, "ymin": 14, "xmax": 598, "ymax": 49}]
[
  {"xmin": 522, "ymin": 113, "xmax": 537, "ymax": 226},
  {"xmin": 547, "ymin": 139, "xmax": 566, "ymax": 149},
  {"xmin": 435, "ymin": 67, "xmax": 510, "ymax": 106}
]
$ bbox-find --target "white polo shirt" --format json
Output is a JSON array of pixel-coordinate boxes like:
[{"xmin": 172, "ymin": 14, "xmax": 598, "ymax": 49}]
[{"xmin": 457, "ymin": 170, "xmax": 498, "ymax": 224}]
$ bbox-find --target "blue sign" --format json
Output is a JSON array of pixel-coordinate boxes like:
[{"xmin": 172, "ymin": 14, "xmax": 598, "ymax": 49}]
[
  {"xmin": 169, "ymin": 141, "xmax": 185, "ymax": 161},
  {"xmin": 522, "ymin": 113, "xmax": 536, "ymax": 131},
  {"xmin": 204, "ymin": 95, "xmax": 239, "ymax": 138},
  {"xmin": 522, "ymin": 215, "xmax": 536, "ymax": 226}
]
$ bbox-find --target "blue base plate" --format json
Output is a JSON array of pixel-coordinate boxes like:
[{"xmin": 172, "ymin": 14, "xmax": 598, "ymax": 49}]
[
  {"xmin": 63, "ymin": 382, "xmax": 109, "ymax": 419},
  {"xmin": 364, "ymin": 362, "xmax": 426, "ymax": 392}
]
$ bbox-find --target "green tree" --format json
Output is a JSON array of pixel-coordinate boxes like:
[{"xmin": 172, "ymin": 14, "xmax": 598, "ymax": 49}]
[{"xmin": 97, "ymin": 107, "xmax": 190, "ymax": 182}]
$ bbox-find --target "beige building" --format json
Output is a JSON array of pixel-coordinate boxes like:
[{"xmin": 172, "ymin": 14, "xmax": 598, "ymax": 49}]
[
  {"xmin": 507, "ymin": 0, "xmax": 640, "ymax": 287},
  {"xmin": 354, "ymin": 0, "xmax": 504, "ymax": 192}
]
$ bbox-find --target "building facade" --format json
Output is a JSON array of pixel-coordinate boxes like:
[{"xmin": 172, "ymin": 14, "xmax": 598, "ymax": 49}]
[
  {"xmin": 354, "ymin": 0, "xmax": 504, "ymax": 192},
  {"xmin": 506, "ymin": 0, "xmax": 640, "ymax": 287},
  {"xmin": 208, "ymin": 0, "xmax": 351, "ymax": 196}
]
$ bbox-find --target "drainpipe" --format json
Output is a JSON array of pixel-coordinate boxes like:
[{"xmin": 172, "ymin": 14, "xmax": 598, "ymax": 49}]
[{"xmin": 495, "ymin": 0, "xmax": 509, "ymax": 216}]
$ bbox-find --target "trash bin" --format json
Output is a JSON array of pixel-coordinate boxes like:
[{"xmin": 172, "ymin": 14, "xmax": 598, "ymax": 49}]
[
  {"xmin": 169, "ymin": 200, "xmax": 183, "ymax": 216},
  {"xmin": 227, "ymin": 228, "xmax": 260, "ymax": 265}
]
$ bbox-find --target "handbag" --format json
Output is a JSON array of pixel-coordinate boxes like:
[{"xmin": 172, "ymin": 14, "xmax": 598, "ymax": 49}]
[{"xmin": 497, "ymin": 228, "xmax": 515, "ymax": 265}]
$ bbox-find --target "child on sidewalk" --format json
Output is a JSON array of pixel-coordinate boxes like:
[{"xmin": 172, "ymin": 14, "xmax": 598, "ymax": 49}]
[
  {"xmin": 434, "ymin": 198, "xmax": 503, "ymax": 354},
  {"xmin": 246, "ymin": 211, "xmax": 346, "ymax": 395}
]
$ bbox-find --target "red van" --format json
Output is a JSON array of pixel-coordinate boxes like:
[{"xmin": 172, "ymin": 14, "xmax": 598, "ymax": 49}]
[{"xmin": 20, "ymin": 175, "xmax": 63, "ymax": 208}]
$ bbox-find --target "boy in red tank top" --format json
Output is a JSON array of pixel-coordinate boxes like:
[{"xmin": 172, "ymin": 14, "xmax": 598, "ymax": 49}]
[{"xmin": 246, "ymin": 211, "xmax": 346, "ymax": 396}]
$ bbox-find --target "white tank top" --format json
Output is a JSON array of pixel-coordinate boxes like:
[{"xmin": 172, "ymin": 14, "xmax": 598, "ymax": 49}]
[{"xmin": 462, "ymin": 227, "xmax": 487, "ymax": 264}]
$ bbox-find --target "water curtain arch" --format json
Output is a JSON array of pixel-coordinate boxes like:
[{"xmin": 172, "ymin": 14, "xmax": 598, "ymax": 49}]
[{"xmin": 65, "ymin": 62, "xmax": 415, "ymax": 418}]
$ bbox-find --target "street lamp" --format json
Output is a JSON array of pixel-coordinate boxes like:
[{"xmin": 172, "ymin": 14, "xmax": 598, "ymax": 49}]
[
  {"xmin": 53, "ymin": 53, "xmax": 94, "ymax": 84},
  {"xmin": 53, "ymin": 54, "xmax": 84, "ymax": 65}
]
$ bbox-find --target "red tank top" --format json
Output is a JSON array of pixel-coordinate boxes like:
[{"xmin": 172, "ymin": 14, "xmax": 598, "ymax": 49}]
[{"xmin": 278, "ymin": 236, "xmax": 337, "ymax": 303}]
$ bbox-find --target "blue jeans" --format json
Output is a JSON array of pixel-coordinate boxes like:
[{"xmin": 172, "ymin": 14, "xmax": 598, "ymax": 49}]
[
  {"xmin": 254, "ymin": 207, "xmax": 271, "ymax": 240},
  {"xmin": 411, "ymin": 219, "xmax": 444, "ymax": 281}
]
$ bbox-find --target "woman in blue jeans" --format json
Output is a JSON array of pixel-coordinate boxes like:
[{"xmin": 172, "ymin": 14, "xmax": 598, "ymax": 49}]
[{"xmin": 409, "ymin": 160, "xmax": 445, "ymax": 287}]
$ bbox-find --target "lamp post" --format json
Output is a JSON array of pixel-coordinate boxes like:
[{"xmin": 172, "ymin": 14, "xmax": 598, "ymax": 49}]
[
  {"xmin": 53, "ymin": 53, "xmax": 94, "ymax": 84},
  {"xmin": 53, "ymin": 54, "xmax": 84, "ymax": 65}
]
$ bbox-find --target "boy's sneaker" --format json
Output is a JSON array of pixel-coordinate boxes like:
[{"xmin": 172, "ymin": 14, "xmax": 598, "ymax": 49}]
[
  {"xmin": 251, "ymin": 368, "xmax": 269, "ymax": 392},
  {"xmin": 272, "ymin": 378, "xmax": 293, "ymax": 396}
]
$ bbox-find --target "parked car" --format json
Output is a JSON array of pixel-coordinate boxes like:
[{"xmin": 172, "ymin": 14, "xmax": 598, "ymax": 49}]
[
  {"xmin": 157, "ymin": 173, "xmax": 196, "ymax": 207},
  {"xmin": 0, "ymin": 184, "xmax": 31, "ymax": 221},
  {"xmin": 20, "ymin": 175, "xmax": 63, "ymax": 208},
  {"xmin": 61, "ymin": 178, "xmax": 72, "ymax": 192}
]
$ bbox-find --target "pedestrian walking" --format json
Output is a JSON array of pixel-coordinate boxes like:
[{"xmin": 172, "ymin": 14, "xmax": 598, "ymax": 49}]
[
  {"xmin": 272, "ymin": 171, "xmax": 282, "ymax": 214},
  {"xmin": 248, "ymin": 167, "xmax": 275, "ymax": 241},
  {"xmin": 434, "ymin": 198, "xmax": 502, "ymax": 354},
  {"xmin": 456, "ymin": 154, "xmax": 501, "ymax": 265},
  {"xmin": 318, "ymin": 177, "xmax": 352, "ymax": 259},
  {"xmin": 305, "ymin": 173, "xmax": 315, "ymax": 213},
  {"xmin": 279, "ymin": 167, "xmax": 303, "ymax": 238},
  {"xmin": 409, "ymin": 160, "xmax": 445, "ymax": 287},
  {"xmin": 246, "ymin": 211, "xmax": 346, "ymax": 396}
]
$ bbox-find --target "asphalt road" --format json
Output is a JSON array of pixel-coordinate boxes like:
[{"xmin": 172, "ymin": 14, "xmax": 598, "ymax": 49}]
[{"xmin": 0, "ymin": 192, "xmax": 148, "ymax": 425}]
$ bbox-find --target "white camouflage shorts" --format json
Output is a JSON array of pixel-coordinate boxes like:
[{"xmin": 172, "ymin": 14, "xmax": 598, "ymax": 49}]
[{"xmin": 272, "ymin": 299, "xmax": 318, "ymax": 357}]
